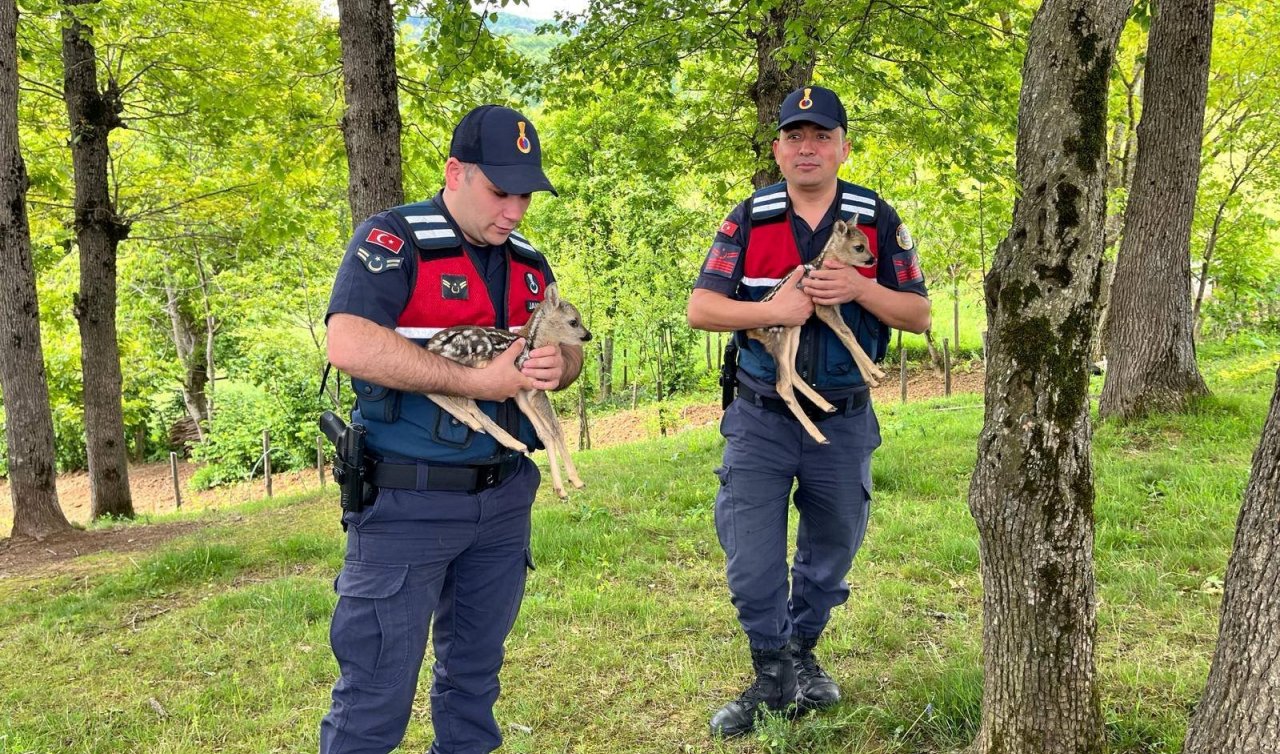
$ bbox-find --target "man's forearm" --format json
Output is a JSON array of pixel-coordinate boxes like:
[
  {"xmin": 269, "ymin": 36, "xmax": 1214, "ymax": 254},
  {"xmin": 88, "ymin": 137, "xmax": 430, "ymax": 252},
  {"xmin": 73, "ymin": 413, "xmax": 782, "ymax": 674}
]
[
  {"xmin": 688, "ymin": 289, "xmax": 778, "ymax": 332},
  {"xmin": 327, "ymin": 313, "xmax": 486, "ymax": 396},
  {"xmin": 856, "ymin": 287, "xmax": 932, "ymax": 333}
]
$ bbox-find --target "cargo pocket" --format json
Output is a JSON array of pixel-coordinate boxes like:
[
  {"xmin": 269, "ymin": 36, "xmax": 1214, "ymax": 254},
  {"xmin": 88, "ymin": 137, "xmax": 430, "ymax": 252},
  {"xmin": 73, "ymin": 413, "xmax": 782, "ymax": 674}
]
[
  {"xmin": 330, "ymin": 561, "xmax": 412, "ymax": 689},
  {"xmin": 353, "ymin": 379, "xmax": 401, "ymax": 423},
  {"xmin": 713, "ymin": 465, "xmax": 736, "ymax": 557},
  {"xmin": 433, "ymin": 408, "xmax": 474, "ymax": 449}
]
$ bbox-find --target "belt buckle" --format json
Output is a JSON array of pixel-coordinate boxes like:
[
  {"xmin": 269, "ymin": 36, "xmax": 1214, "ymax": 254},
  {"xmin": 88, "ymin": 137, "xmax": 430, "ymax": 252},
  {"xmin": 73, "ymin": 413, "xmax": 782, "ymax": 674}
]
[{"xmin": 480, "ymin": 464, "xmax": 500, "ymax": 490}]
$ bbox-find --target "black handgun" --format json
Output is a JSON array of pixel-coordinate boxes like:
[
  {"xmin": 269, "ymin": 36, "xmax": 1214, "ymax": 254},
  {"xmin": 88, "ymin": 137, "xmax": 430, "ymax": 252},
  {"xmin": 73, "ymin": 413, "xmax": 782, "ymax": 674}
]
[
  {"xmin": 319, "ymin": 411, "xmax": 376, "ymax": 513},
  {"xmin": 720, "ymin": 341, "xmax": 739, "ymax": 410}
]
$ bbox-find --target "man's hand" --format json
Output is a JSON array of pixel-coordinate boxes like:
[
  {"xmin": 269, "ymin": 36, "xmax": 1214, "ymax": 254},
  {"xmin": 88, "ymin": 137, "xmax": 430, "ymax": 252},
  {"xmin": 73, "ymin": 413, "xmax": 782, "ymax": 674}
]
[
  {"xmin": 472, "ymin": 339, "xmax": 534, "ymax": 400},
  {"xmin": 521, "ymin": 344, "xmax": 566, "ymax": 391},
  {"xmin": 801, "ymin": 260, "xmax": 873, "ymax": 307},
  {"xmin": 766, "ymin": 265, "xmax": 815, "ymax": 326}
]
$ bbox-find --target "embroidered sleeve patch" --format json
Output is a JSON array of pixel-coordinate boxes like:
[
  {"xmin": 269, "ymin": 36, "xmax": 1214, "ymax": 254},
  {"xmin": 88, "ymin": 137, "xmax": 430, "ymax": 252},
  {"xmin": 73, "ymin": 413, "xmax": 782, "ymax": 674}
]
[
  {"xmin": 718, "ymin": 219, "xmax": 739, "ymax": 237},
  {"xmin": 365, "ymin": 228, "xmax": 404, "ymax": 254},
  {"xmin": 893, "ymin": 251, "xmax": 923, "ymax": 284},
  {"xmin": 895, "ymin": 223, "xmax": 914, "ymax": 251},
  {"xmin": 356, "ymin": 247, "xmax": 403, "ymax": 274},
  {"xmin": 704, "ymin": 242, "xmax": 741, "ymax": 278}
]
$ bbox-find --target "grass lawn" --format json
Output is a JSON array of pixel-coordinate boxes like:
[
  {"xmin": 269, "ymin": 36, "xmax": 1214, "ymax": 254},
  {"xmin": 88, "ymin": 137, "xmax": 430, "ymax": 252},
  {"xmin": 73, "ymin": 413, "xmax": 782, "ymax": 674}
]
[{"xmin": 0, "ymin": 340, "xmax": 1275, "ymax": 753}]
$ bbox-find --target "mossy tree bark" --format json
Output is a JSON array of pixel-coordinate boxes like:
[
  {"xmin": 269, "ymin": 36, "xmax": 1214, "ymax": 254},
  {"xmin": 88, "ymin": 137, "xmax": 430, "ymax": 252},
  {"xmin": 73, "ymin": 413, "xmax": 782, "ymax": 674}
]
[
  {"xmin": 748, "ymin": 0, "xmax": 814, "ymax": 189},
  {"xmin": 337, "ymin": 0, "xmax": 403, "ymax": 224},
  {"xmin": 1182, "ymin": 365, "xmax": 1280, "ymax": 754},
  {"xmin": 2, "ymin": 0, "xmax": 70, "ymax": 540},
  {"xmin": 967, "ymin": 0, "xmax": 1130, "ymax": 751},
  {"xmin": 1098, "ymin": 0, "xmax": 1214, "ymax": 420},
  {"xmin": 62, "ymin": 0, "xmax": 134, "ymax": 520}
]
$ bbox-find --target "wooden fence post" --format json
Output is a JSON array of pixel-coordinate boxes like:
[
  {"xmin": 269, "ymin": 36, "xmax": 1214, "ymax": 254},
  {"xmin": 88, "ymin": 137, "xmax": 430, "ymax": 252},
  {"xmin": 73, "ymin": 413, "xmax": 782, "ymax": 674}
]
[
  {"xmin": 900, "ymin": 349, "xmax": 908, "ymax": 403},
  {"xmin": 263, "ymin": 429, "xmax": 272, "ymax": 498},
  {"xmin": 943, "ymin": 337, "xmax": 952, "ymax": 397},
  {"xmin": 169, "ymin": 452, "xmax": 182, "ymax": 510}
]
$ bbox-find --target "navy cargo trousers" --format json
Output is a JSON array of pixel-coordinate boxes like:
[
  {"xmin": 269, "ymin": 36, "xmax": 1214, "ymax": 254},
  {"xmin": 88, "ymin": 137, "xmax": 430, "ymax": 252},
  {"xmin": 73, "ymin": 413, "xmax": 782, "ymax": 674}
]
[
  {"xmin": 319, "ymin": 459, "xmax": 539, "ymax": 754},
  {"xmin": 714, "ymin": 396, "xmax": 880, "ymax": 649}
]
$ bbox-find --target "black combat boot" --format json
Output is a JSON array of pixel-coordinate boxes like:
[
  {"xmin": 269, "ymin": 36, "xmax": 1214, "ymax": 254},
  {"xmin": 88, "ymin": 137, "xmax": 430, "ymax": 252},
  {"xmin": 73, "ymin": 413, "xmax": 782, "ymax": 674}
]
[
  {"xmin": 789, "ymin": 634, "xmax": 841, "ymax": 711},
  {"xmin": 709, "ymin": 646, "xmax": 799, "ymax": 737}
]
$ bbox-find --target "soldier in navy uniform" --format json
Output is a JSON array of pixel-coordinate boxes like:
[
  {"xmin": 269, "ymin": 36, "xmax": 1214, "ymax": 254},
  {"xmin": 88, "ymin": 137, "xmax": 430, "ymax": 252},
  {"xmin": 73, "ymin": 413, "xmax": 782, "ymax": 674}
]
[
  {"xmin": 320, "ymin": 105, "xmax": 582, "ymax": 754},
  {"xmin": 688, "ymin": 86, "xmax": 931, "ymax": 737}
]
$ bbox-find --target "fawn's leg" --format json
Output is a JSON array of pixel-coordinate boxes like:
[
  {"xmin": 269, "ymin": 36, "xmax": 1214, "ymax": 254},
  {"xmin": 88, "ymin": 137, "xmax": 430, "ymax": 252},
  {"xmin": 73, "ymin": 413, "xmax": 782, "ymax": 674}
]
[
  {"xmin": 529, "ymin": 389, "xmax": 583, "ymax": 488},
  {"xmin": 516, "ymin": 391, "xmax": 567, "ymax": 499},
  {"xmin": 426, "ymin": 394, "xmax": 529, "ymax": 453},
  {"xmin": 774, "ymin": 328, "xmax": 830, "ymax": 445},
  {"xmin": 813, "ymin": 305, "xmax": 886, "ymax": 386}
]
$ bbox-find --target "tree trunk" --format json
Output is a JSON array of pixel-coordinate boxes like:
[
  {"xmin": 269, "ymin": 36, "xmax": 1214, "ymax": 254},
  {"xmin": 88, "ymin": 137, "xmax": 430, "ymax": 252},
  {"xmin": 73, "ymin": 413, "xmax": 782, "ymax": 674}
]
[
  {"xmin": 162, "ymin": 269, "xmax": 208, "ymax": 442},
  {"xmin": 337, "ymin": 0, "xmax": 403, "ymax": 223},
  {"xmin": 1099, "ymin": 0, "xmax": 1214, "ymax": 420},
  {"xmin": 599, "ymin": 335, "xmax": 613, "ymax": 400},
  {"xmin": 1182, "ymin": 366, "xmax": 1280, "ymax": 754},
  {"xmin": 1192, "ymin": 199, "xmax": 1226, "ymax": 341},
  {"xmin": 748, "ymin": 0, "xmax": 815, "ymax": 189},
  {"xmin": 923, "ymin": 328, "xmax": 944, "ymax": 372},
  {"xmin": 967, "ymin": 0, "xmax": 1129, "ymax": 751},
  {"xmin": 1, "ymin": 0, "xmax": 70, "ymax": 540},
  {"xmin": 62, "ymin": 0, "xmax": 133, "ymax": 520}
]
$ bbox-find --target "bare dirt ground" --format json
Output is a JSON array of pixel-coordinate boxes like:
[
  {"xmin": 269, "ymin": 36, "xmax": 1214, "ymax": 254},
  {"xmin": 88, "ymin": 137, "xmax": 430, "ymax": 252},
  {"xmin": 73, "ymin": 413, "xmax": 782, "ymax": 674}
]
[{"xmin": 0, "ymin": 366, "xmax": 982, "ymax": 575}]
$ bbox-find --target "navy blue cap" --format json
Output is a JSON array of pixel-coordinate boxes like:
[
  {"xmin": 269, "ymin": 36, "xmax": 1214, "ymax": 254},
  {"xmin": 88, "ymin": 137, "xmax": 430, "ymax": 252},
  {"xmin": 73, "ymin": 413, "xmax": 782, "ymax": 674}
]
[
  {"xmin": 449, "ymin": 105, "xmax": 557, "ymax": 196},
  {"xmin": 778, "ymin": 86, "xmax": 847, "ymax": 131}
]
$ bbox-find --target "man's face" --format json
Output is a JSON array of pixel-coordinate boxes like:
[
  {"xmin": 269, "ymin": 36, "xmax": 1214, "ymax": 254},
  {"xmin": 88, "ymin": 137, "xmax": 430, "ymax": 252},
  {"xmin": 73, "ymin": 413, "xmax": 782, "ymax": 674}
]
[
  {"xmin": 444, "ymin": 159, "xmax": 533, "ymax": 246},
  {"xmin": 771, "ymin": 123, "xmax": 851, "ymax": 190}
]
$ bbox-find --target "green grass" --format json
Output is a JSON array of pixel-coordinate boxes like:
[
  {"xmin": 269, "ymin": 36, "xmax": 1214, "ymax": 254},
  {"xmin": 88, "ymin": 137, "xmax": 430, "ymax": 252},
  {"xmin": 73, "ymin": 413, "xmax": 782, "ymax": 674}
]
[{"xmin": 0, "ymin": 342, "xmax": 1275, "ymax": 753}]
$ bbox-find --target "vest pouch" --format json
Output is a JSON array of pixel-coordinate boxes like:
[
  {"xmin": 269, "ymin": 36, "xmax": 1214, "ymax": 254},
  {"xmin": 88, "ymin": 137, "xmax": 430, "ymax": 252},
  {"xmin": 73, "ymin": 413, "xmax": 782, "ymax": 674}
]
[
  {"xmin": 821, "ymin": 323, "xmax": 855, "ymax": 377},
  {"xmin": 433, "ymin": 407, "xmax": 474, "ymax": 449},
  {"xmin": 352, "ymin": 379, "xmax": 401, "ymax": 423}
]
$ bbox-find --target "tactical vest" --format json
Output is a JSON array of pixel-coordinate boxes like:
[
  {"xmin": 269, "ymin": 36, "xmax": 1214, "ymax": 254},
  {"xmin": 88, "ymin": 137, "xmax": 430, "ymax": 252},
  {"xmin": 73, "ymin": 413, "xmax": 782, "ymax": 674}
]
[
  {"xmin": 351, "ymin": 199, "xmax": 548, "ymax": 465},
  {"xmin": 734, "ymin": 180, "xmax": 890, "ymax": 390}
]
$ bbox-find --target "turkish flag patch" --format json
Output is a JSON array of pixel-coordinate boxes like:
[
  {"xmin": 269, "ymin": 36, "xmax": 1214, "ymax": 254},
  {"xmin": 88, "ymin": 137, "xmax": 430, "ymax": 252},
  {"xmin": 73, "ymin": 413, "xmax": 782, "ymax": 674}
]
[
  {"xmin": 718, "ymin": 219, "xmax": 739, "ymax": 237},
  {"xmin": 893, "ymin": 251, "xmax": 923, "ymax": 284},
  {"xmin": 704, "ymin": 242, "xmax": 741, "ymax": 277},
  {"xmin": 365, "ymin": 228, "xmax": 404, "ymax": 254}
]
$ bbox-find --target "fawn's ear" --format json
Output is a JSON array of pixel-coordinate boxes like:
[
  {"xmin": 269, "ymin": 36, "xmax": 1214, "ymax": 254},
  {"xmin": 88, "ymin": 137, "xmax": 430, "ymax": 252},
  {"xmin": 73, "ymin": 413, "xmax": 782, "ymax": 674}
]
[
  {"xmin": 834, "ymin": 219, "xmax": 849, "ymax": 234},
  {"xmin": 544, "ymin": 282, "xmax": 560, "ymax": 306}
]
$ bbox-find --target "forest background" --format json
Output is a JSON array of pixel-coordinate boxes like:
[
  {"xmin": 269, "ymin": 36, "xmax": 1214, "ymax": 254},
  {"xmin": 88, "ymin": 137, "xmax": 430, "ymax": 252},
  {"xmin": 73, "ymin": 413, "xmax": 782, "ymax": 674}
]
[{"xmin": 4, "ymin": 0, "xmax": 1278, "ymax": 495}]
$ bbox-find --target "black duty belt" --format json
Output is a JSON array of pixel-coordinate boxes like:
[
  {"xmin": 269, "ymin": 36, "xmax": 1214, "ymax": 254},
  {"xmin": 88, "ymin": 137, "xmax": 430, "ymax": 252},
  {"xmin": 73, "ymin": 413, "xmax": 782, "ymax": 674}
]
[
  {"xmin": 736, "ymin": 382, "xmax": 869, "ymax": 422},
  {"xmin": 369, "ymin": 457, "xmax": 523, "ymax": 493}
]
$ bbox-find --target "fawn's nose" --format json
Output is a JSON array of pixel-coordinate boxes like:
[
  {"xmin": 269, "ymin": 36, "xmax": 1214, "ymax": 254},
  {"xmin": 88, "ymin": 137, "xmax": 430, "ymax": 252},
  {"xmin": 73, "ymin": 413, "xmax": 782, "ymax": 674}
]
[{"xmin": 581, "ymin": 329, "xmax": 593, "ymax": 342}]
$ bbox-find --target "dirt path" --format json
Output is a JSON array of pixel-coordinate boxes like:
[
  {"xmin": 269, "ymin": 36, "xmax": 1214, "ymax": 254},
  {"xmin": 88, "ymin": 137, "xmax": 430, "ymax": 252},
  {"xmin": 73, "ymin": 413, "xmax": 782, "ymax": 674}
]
[{"xmin": 1, "ymin": 366, "xmax": 982, "ymax": 574}]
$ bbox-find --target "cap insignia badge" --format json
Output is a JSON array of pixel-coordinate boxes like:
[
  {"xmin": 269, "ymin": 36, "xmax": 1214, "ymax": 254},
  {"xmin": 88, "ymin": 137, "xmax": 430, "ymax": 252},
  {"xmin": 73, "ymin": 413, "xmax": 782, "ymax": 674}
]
[
  {"xmin": 516, "ymin": 121, "xmax": 532, "ymax": 154},
  {"xmin": 799, "ymin": 88, "xmax": 813, "ymax": 110}
]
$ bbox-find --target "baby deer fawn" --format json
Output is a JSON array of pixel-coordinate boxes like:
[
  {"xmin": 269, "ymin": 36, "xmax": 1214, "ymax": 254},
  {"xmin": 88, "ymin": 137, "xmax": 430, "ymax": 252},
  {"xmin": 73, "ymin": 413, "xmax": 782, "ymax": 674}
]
[
  {"xmin": 746, "ymin": 218, "xmax": 887, "ymax": 444},
  {"xmin": 425, "ymin": 283, "xmax": 592, "ymax": 499}
]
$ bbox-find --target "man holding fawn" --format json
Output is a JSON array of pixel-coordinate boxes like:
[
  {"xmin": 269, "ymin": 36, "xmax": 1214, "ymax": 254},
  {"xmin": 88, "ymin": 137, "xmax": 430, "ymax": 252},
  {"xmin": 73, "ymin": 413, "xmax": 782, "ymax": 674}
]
[
  {"xmin": 321, "ymin": 105, "xmax": 582, "ymax": 754},
  {"xmin": 687, "ymin": 85, "xmax": 931, "ymax": 736}
]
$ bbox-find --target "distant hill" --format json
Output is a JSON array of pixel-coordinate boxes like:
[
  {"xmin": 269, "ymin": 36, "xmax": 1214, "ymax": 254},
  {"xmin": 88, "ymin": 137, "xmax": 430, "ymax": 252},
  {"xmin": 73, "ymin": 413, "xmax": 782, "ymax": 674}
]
[{"xmin": 404, "ymin": 12, "xmax": 569, "ymax": 61}]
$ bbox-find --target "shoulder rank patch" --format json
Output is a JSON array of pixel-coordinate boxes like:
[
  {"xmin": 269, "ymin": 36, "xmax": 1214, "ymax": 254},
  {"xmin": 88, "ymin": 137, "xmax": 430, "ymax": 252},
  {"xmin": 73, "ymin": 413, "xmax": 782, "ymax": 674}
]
[
  {"xmin": 704, "ymin": 242, "xmax": 741, "ymax": 278},
  {"xmin": 893, "ymin": 251, "xmax": 923, "ymax": 284},
  {"xmin": 719, "ymin": 219, "xmax": 739, "ymax": 237},
  {"xmin": 442, "ymin": 274, "xmax": 469, "ymax": 300},
  {"xmin": 357, "ymin": 247, "xmax": 403, "ymax": 274},
  {"xmin": 896, "ymin": 223, "xmax": 915, "ymax": 250},
  {"xmin": 365, "ymin": 228, "xmax": 404, "ymax": 254}
]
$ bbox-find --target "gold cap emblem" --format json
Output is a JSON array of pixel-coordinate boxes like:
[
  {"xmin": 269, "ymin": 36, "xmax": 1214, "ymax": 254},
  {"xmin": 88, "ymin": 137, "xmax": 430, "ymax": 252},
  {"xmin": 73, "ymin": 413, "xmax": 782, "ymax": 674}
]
[
  {"xmin": 798, "ymin": 88, "xmax": 814, "ymax": 110},
  {"xmin": 516, "ymin": 121, "xmax": 532, "ymax": 154}
]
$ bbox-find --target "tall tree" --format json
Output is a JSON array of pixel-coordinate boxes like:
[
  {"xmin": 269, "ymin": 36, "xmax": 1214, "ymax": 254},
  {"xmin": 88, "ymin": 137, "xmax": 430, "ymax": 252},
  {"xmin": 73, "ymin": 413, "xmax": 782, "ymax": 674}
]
[
  {"xmin": 967, "ymin": 0, "xmax": 1130, "ymax": 751},
  {"xmin": 61, "ymin": 0, "xmax": 133, "ymax": 519},
  {"xmin": 747, "ymin": 0, "xmax": 815, "ymax": 188},
  {"xmin": 337, "ymin": 0, "xmax": 403, "ymax": 222},
  {"xmin": 1099, "ymin": 0, "xmax": 1215, "ymax": 419},
  {"xmin": 1, "ymin": 0, "xmax": 70, "ymax": 540},
  {"xmin": 1182, "ymin": 365, "xmax": 1280, "ymax": 754}
]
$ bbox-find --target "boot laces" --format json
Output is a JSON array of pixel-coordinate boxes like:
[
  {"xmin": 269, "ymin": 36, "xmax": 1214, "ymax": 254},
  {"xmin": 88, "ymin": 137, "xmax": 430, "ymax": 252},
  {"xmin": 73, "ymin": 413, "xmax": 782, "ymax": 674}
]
[{"xmin": 795, "ymin": 647, "xmax": 827, "ymax": 681}]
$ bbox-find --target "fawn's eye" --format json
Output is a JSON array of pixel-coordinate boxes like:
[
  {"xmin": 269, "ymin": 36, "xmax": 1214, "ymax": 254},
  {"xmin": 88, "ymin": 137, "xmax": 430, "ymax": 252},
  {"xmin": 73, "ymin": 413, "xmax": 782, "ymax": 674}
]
[{"xmin": 569, "ymin": 319, "xmax": 579, "ymax": 327}]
